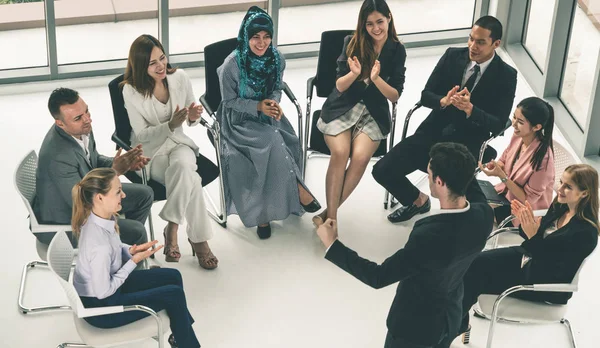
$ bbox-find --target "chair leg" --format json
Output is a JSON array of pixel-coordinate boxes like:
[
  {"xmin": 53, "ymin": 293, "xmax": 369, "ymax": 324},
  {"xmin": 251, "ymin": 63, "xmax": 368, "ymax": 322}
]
[
  {"xmin": 57, "ymin": 343, "xmax": 90, "ymax": 348},
  {"xmin": 561, "ymin": 318, "xmax": 578, "ymax": 348},
  {"xmin": 18, "ymin": 260, "xmax": 71, "ymax": 314}
]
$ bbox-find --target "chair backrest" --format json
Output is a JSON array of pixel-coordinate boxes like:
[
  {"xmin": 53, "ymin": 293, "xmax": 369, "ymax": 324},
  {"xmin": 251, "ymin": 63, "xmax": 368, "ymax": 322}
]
[
  {"xmin": 48, "ymin": 230, "xmax": 84, "ymax": 315},
  {"xmin": 553, "ymin": 141, "xmax": 578, "ymax": 191},
  {"xmin": 203, "ymin": 37, "xmax": 238, "ymax": 113},
  {"xmin": 570, "ymin": 257, "xmax": 588, "ymax": 287},
  {"xmin": 14, "ymin": 150, "xmax": 41, "ymax": 226},
  {"xmin": 108, "ymin": 74, "xmax": 133, "ymax": 149},
  {"xmin": 314, "ymin": 30, "xmax": 354, "ymax": 98}
]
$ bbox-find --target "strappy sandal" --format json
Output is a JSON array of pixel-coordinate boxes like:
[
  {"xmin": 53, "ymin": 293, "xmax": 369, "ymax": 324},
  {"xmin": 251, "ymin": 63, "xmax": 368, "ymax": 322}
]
[
  {"xmin": 168, "ymin": 333, "xmax": 178, "ymax": 348},
  {"xmin": 163, "ymin": 229, "xmax": 181, "ymax": 262},
  {"xmin": 188, "ymin": 239, "xmax": 219, "ymax": 270}
]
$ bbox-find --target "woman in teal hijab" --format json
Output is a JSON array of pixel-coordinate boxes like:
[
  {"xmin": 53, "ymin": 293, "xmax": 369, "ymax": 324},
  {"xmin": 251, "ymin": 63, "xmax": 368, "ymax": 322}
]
[{"xmin": 216, "ymin": 6, "xmax": 320, "ymax": 239}]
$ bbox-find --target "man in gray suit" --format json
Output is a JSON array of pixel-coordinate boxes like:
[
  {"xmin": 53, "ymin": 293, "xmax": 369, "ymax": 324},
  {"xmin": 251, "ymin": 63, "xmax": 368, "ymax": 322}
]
[{"xmin": 33, "ymin": 87, "xmax": 153, "ymax": 246}]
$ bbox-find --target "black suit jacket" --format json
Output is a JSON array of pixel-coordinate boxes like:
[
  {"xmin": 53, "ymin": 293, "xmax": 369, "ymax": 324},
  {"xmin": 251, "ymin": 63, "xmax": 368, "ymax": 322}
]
[
  {"xmin": 325, "ymin": 189, "xmax": 493, "ymax": 346},
  {"xmin": 320, "ymin": 35, "xmax": 406, "ymax": 135},
  {"xmin": 514, "ymin": 203, "xmax": 598, "ymax": 304},
  {"xmin": 417, "ymin": 47, "xmax": 517, "ymax": 155}
]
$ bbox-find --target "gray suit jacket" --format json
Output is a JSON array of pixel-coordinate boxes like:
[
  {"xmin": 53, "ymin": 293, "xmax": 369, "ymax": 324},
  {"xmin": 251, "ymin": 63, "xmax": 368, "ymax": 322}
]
[{"xmin": 33, "ymin": 125, "xmax": 113, "ymax": 224}]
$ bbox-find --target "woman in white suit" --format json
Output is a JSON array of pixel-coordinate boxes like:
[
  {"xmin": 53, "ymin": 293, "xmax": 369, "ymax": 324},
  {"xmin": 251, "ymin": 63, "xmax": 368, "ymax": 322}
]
[{"xmin": 121, "ymin": 34, "xmax": 218, "ymax": 270}]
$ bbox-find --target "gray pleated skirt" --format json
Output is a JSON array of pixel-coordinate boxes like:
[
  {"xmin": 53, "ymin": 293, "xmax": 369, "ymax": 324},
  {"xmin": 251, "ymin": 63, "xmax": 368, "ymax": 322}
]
[{"xmin": 317, "ymin": 102, "xmax": 386, "ymax": 141}]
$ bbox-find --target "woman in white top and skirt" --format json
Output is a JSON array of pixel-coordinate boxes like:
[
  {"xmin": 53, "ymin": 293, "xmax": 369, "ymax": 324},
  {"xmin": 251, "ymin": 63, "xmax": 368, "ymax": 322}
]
[
  {"xmin": 121, "ymin": 34, "xmax": 218, "ymax": 269},
  {"xmin": 72, "ymin": 168, "xmax": 200, "ymax": 348}
]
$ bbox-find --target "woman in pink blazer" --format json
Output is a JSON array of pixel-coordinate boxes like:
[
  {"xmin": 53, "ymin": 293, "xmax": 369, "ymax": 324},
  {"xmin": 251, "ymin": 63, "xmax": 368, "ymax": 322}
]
[{"xmin": 479, "ymin": 97, "xmax": 555, "ymax": 225}]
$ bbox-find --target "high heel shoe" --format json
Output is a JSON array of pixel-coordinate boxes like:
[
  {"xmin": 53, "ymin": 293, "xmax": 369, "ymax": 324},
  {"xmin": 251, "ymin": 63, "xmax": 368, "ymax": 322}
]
[
  {"xmin": 188, "ymin": 239, "xmax": 218, "ymax": 270},
  {"xmin": 461, "ymin": 325, "xmax": 471, "ymax": 344},
  {"xmin": 301, "ymin": 199, "xmax": 321, "ymax": 213},
  {"xmin": 257, "ymin": 223, "xmax": 271, "ymax": 239},
  {"xmin": 163, "ymin": 228, "xmax": 181, "ymax": 263},
  {"xmin": 168, "ymin": 333, "xmax": 178, "ymax": 348}
]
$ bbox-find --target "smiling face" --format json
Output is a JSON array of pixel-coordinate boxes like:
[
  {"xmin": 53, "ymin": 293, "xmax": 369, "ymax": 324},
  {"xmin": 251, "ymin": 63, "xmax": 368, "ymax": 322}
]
[
  {"xmin": 55, "ymin": 97, "xmax": 92, "ymax": 138},
  {"xmin": 557, "ymin": 171, "xmax": 588, "ymax": 207},
  {"xmin": 96, "ymin": 176, "xmax": 126, "ymax": 215},
  {"xmin": 249, "ymin": 30, "xmax": 271, "ymax": 56},
  {"xmin": 147, "ymin": 46, "xmax": 168, "ymax": 82},
  {"xmin": 511, "ymin": 107, "xmax": 542, "ymax": 139},
  {"xmin": 365, "ymin": 11, "xmax": 390, "ymax": 44},
  {"xmin": 468, "ymin": 25, "xmax": 500, "ymax": 63}
]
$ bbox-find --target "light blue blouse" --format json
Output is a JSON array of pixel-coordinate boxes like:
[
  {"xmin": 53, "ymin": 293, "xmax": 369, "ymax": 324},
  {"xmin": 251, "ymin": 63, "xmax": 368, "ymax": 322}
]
[{"xmin": 73, "ymin": 213, "xmax": 136, "ymax": 299}]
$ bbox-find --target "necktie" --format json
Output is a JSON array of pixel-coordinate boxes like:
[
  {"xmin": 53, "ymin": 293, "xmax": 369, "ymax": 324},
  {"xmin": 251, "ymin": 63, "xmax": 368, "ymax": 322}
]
[{"xmin": 463, "ymin": 64, "xmax": 480, "ymax": 93}]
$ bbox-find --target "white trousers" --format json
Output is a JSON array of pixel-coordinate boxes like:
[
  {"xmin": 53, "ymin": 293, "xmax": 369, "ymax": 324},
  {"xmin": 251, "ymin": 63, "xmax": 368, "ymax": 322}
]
[{"xmin": 150, "ymin": 144, "xmax": 214, "ymax": 243}]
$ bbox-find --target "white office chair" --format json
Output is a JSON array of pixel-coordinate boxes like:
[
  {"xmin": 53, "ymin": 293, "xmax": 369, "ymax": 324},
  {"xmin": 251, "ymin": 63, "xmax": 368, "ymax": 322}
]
[
  {"xmin": 491, "ymin": 140, "xmax": 578, "ymax": 248},
  {"xmin": 48, "ymin": 230, "xmax": 171, "ymax": 348},
  {"xmin": 473, "ymin": 258, "xmax": 588, "ymax": 348},
  {"xmin": 14, "ymin": 150, "xmax": 73, "ymax": 314}
]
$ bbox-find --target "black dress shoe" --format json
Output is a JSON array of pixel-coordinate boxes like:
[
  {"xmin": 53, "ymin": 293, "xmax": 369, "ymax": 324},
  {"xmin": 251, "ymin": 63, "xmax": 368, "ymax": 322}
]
[
  {"xmin": 301, "ymin": 199, "xmax": 321, "ymax": 213},
  {"xmin": 387, "ymin": 197, "xmax": 431, "ymax": 223},
  {"xmin": 257, "ymin": 224, "xmax": 271, "ymax": 239}
]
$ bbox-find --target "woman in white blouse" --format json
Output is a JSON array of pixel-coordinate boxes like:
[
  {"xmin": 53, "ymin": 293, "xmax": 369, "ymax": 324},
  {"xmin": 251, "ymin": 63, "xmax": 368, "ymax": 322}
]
[
  {"xmin": 121, "ymin": 34, "xmax": 218, "ymax": 269},
  {"xmin": 72, "ymin": 168, "xmax": 200, "ymax": 348}
]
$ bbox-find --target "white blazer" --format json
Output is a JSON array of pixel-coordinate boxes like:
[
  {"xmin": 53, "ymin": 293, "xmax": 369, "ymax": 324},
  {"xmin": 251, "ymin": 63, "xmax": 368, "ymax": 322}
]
[{"xmin": 122, "ymin": 69, "xmax": 200, "ymax": 178}]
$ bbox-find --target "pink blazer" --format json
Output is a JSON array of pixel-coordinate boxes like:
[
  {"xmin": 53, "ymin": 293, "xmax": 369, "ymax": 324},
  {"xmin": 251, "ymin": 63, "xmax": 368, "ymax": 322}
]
[{"xmin": 495, "ymin": 134, "xmax": 555, "ymax": 214}]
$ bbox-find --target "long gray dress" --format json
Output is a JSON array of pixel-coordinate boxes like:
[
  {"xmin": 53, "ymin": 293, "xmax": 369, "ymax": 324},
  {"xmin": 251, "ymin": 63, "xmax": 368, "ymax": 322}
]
[{"xmin": 216, "ymin": 51, "xmax": 307, "ymax": 227}]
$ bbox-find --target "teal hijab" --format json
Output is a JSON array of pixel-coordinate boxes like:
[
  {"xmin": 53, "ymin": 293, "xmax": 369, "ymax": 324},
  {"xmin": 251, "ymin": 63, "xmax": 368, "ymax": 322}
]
[{"xmin": 235, "ymin": 6, "xmax": 282, "ymax": 101}]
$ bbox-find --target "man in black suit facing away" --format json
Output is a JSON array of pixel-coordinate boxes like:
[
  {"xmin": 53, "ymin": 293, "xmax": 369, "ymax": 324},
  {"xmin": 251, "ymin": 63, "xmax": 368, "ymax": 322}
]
[
  {"xmin": 373, "ymin": 15, "xmax": 517, "ymax": 223},
  {"xmin": 317, "ymin": 143, "xmax": 494, "ymax": 348}
]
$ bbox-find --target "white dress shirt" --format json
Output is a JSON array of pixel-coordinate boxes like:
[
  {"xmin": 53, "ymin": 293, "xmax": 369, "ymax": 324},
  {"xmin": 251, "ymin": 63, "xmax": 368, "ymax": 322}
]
[
  {"xmin": 73, "ymin": 213, "xmax": 136, "ymax": 299},
  {"xmin": 461, "ymin": 53, "xmax": 495, "ymax": 91},
  {"xmin": 72, "ymin": 134, "xmax": 90, "ymax": 161}
]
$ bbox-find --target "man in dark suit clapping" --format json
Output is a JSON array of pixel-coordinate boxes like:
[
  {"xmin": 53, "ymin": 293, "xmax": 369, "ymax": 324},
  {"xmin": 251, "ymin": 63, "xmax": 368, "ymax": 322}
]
[
  {"xmin": 373, "ymin": 16, "xmax": 517, "ymax": 223},
  {"xmin": 317, "ymin": 142, "xmax": 493, "ymax": 348}
]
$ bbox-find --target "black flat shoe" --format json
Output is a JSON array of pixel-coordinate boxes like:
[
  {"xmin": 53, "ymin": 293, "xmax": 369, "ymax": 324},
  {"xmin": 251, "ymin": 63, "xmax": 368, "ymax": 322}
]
[
  {"xmin": 301, "ymin": 199, "xmax": 321, "ymax": 213},
  {"xmin": 257, "ymin": 224, "xmax": 271, "ymax": 239},
  {"xmin": 387, "ymin": 197, "xmax": 431, "ymax": 223}
]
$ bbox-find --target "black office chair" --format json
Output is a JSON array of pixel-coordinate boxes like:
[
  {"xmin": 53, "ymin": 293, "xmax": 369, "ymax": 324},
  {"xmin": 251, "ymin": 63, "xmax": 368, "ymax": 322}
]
[
  {"xmin": 107, "ymin": 75, "xmax": 225, "ymax": 233},
  {"xmin": 198, "ymin": 37, "xmax": 305, "ymax": 228},
  {"xmin": 383, "ymin": 101, "xmax": 512, "ymax": 209}
]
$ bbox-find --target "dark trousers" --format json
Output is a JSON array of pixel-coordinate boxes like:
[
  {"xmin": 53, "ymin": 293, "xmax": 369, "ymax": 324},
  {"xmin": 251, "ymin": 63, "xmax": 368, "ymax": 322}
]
[
  {"xmin": 80, "ymin": 268, "xmax": 200, "ymax": 348},
  {"xmin": 384, "ymin": 331, "xmax": 454, "ymax": 348},
  {"xmin": 373, "ymin": 133, "xmax": 434, "ymax": 206},
  {"xmin": 36, "ymin": 182, "xmax": 152, "ymax": 246}
]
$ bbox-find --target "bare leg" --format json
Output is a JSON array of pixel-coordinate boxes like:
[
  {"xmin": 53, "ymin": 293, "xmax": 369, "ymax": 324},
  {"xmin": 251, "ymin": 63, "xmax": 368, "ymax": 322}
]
[
  {"xmin": 321, "ymin": 130, "xmax": 352, "ymax": 221},
  {"xmin": 337, "ymin": 132, "xmax": 380, "ymax": 207}
]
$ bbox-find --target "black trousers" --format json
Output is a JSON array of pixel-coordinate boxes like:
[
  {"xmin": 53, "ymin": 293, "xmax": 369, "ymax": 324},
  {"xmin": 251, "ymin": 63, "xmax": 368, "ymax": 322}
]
[
  {"xmin": 373, "ymin": 133, "xmax": 434, "ymax": 206},
  {"xmin": 384, "ymin": 331, "xmax": 453, "ymax": 348}
]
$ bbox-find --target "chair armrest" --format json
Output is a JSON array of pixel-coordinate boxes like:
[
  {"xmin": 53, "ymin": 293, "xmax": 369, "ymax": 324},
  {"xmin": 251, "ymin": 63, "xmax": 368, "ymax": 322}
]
[
  {"xmin": 401, "ymin": 102, "xmax": 423, "ymax": 141},
  {"xmin": 31, "ymin": 224, "xmax": 72, "ymax": 234},
  {"xmin": 78, "ymin": 305, "xmax": 125, "ymax": 318},
  {"xmin": 111, "ymin": 132, "xmax": 132, "ymax": 151},
  {"xmin": 199, "ymin": 94, "xmax": 215, "ymax": 116},
  {"xmin": 487, "ymin": 227, "xmax": 520, "ymax": 241},
  {"xmin": 532, "ymin": 283, "xmax": 578, "ymax": 292},
  {"xmin": 306, "ymin": 76, "xmax": 315, "ymax": 99},
  {"xmin": 283, "ymin": 81, "xmax": 297, "ymax": 102}
]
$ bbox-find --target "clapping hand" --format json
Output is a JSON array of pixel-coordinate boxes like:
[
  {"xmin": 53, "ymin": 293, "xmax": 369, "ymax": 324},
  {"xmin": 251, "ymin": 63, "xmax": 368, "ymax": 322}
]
[
  {"xmin": 168, "ymin": 105, "xmax": 188, "ymax": 131},
  {"xmin": 316, "ymin": 218, "xmax": 338, "ymax": 249},
  {"xmin": 112, "ymin": 144, "xmax": 145, "ymax": 175},
  {"xmin": 511, "ymin": 200, "xmax": 540, "ymax": 239},
  {"xmin": 187, "ymin": 102, "xmax": 203, "ymax": 122},
  {"xmin": 440, "ymin": 85, "xmax": 460, "ymax": 108},
  {"xmin": 130, "ymin": 240, "xmax": 164, "ymax": 264},
  {"xmin": 450, "ymin": 87, "xmax": 473, "ymax": 114},
  {"xmin": 478, "ymin": 160, "xmax": 506, "ymax": 179},
  {"xmin": 348, "ymin": 56, "xmax": 362, "ymax": 77},
  {"xmin": 370, "ymin": 60, "xmax": 381, "ymax": 82}
]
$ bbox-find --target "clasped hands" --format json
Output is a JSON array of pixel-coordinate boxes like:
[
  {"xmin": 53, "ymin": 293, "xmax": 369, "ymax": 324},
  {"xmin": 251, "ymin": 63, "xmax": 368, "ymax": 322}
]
[
  {"xmin": 441, "ymin": 85, "xmax": 473, "ymax": 116},
  {"xmin": 348, "ymin": 56, "xmax": 381, "ymax": 81},
  {"xmin": 511, "ymin": 200, "xmax": 540, "ymax": 239},
  {"xmin": 478, "ymin": 160, "xmax": 507, "ymax": 179},
  {"xmin": 168, "ymin": 102, "xmax": 204, "ymax": 131},
  {"xmin": 129, "ymin": 240, "xmax": 164, "ymax": 264},
  {"xmin": 258, "ymin": 99, "xmax": 283, "ymax": 120},
  {"xmin": 112, "ymin": 144, "xmax": 151, "ymax": 175}
]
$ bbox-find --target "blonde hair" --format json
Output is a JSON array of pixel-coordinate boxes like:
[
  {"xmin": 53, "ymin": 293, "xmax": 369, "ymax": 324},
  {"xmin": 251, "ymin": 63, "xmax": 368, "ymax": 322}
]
[
  {"xmin": 554, "ymin": 164, "xmax": 600, "ymax": 234},
  {"xmin": 71, "ymin": 168, "xmax": 120, "ymax": 238}
]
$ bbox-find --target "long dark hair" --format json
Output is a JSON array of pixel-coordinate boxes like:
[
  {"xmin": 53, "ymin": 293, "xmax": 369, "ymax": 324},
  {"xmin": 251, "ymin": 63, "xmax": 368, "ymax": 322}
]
[
  {"xmin": 347, "ymin": 0, "xmax": 398, "ymax": 80},
  {"xmin": 517, "ymin": 97, "xmax": 554, "ymax": 171},
  {"xmin": 120, "ymin": 34, "xmax": 177, "ymax": 97}
]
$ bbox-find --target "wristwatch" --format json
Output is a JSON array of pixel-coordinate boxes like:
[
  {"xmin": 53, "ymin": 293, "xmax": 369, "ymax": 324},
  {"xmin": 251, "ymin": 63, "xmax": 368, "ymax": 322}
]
[{"xmin": 500, "ymin": 177, "xmax": 508, "ymax": 183}]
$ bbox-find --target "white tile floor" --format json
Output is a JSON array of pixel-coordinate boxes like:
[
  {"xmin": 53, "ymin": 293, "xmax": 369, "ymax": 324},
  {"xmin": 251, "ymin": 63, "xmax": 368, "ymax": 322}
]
[{"xmin": 0, "ymin": 46, "xmax": 598, "ymax": 348}]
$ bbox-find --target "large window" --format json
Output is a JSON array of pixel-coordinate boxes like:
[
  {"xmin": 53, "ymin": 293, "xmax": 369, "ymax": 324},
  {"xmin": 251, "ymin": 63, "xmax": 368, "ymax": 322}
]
[
  {"xmin": 169, "ymin": 2, "xmax": 266, "ymax": 55},
  {"xmin": 0, "ymin": 0, "xmax": 48, "ymax": 70},
  {"xmin": 559, "ymin": 1, "xmax": 600, "ymax": 128},
  {"xmin": 522, "ymin": 0, "xmax": 557, "ymax": 72},
  {"xmin": 55, "ymin": 0, "xmax": 158, "ymax": 65},
  {"xmin": 278, "ymin": 0, "xmax": 477, "ymax": 46}
]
